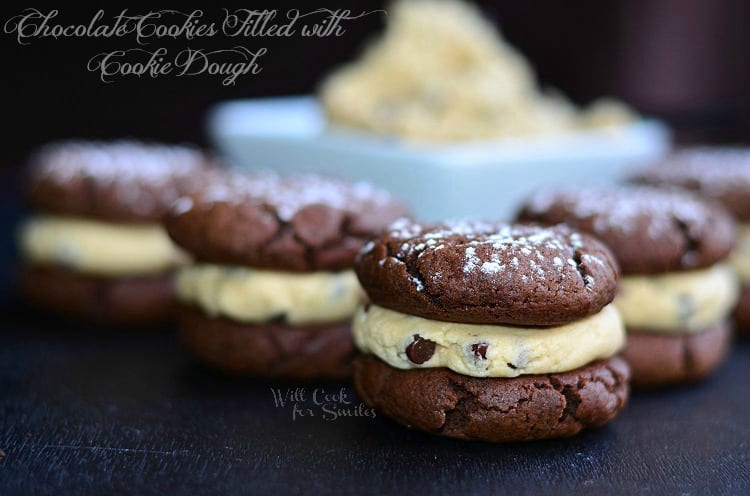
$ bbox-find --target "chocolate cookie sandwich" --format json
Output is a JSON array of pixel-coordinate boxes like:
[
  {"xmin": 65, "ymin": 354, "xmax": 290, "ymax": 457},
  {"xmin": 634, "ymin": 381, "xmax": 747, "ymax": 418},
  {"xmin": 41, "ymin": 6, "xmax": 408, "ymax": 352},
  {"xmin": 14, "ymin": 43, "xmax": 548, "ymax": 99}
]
[
  {"xmin": 18, "ymin": 140, "xmax": 214, "ymax": 324},
  {"xmin": 518, "ymin": 186, "xmax": 738, "ymax": 387},
  {"xmin": 164, "ymin": 171, "xmax": 408, "ymax": 380},
  {"xmin": 352, "ymin": 219, "xmax": 628, "ymax": 442},
  {"xmin": 631, "ymin": 147, "xmax": 750, "ymax": 336}
]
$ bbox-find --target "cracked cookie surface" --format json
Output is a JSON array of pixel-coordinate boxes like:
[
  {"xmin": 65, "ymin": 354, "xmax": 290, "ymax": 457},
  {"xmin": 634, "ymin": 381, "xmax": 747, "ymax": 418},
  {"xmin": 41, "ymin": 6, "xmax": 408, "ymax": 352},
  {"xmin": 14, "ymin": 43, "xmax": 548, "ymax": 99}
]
[
  {"xmin": 165, "ymin": 172, "xmax": 409, "ymax": 271},
  {"xmin": 28, "ymin": 140, "xmax": 218, "ymax": 222},
  {"xmin": 517, "ymin": 186, "xmax": 736, "ymax": 274},
  {"xmin": 630, "ymin": 147, "xmax": 750, "ymax": 222},
  {"xmin": 355, "ymin": 219, "xmax": 619, "ymax": 325},
  {"xmin": 353, "ymin": 354, "xmax": 630, "ymax": 442}
]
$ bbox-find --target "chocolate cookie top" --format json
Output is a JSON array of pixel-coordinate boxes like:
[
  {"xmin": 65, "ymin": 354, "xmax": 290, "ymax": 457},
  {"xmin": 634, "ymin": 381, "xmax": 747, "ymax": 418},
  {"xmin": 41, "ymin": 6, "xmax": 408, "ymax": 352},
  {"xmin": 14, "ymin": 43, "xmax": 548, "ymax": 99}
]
[
  {"xmin": 517, "ymin": 186, "xmax": 735, "ymax": 274},
  {"xmin": 28, "ymin": 140, "xmax": 217, "ymax": 222},
  {"xmin": 165, "ymin": 171, "xmax": 409, "ymax": 272},
  {"xmin": 630, "ymin": 147, "xmax": 750, "ymax": 221},
  {"xmin": 355, "ymin": 219, "xmax": 619, "ymax": 326}
]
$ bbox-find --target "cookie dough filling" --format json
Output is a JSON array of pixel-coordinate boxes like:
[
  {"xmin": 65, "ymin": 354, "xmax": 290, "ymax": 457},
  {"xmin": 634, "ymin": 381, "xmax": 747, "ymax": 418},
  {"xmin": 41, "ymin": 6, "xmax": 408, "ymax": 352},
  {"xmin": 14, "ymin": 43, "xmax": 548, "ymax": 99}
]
[
  {"xmin": 19, "ymin": 215, "xmax": 187, "ymax": 276},
  {"xmin": 730, "ymin": 224, "xmax": 750, "ymax": 283},
  {"xmin": 176, "ymin": 264, "xmax": 363, "ymax": 325},
  {"xmin": 615, "ymin": 264, "xmax": 739, "ymax": 332},
  {"xmin": 353, "ymin": 303, "xmax": 624, "ymax": 378}
]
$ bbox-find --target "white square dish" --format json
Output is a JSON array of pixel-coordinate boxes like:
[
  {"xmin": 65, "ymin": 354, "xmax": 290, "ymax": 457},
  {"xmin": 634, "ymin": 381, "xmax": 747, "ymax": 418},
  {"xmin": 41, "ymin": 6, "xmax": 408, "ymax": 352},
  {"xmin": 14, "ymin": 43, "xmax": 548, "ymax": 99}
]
[{"xmin": 209, "ymin": 96, "xmax": 670, "ymax": 221}]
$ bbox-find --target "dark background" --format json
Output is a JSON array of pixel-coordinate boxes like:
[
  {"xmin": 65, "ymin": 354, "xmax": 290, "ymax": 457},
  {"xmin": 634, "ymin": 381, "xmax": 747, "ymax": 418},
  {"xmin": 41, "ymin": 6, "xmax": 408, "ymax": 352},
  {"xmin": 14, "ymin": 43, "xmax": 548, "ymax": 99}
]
[
  {"xmin": 2, "ymin": 4, "xmax": 750, "ymax": 494},
  {"xmin": 3, "ymin": 0, "xmax": 750, "ymax": 175},
  {"xmin": 4, "ymin": 0, "xmax": 750, "ymax": 291}
]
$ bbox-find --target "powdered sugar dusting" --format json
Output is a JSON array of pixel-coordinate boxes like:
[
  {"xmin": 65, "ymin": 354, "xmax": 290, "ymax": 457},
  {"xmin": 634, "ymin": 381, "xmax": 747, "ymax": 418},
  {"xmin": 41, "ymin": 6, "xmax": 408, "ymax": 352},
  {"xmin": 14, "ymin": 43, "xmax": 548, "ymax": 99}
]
[
  {"xmin": 385, "ymin": 218, "xmax": 607, "ymax": 288},
  {"xmin": 189, "ymin": 170, "xmax": 401, "ymax": 221},
  {"xmin": 524, "ymin": 185, "xmax": 712, "ymax": 240},
  {"xmin": 581, "ymin": 253, "xmax": 605, "ymax": 266},
  {"xmin": 463, "ymin": 247, "xmax": 479, "ymax": 273},
  {"xmin": 481, "ymin": 253, "xmax": 505, "ymax": 274},
  {"xmin": 32, "ymin": 140, "xmax": 212, "ymax": 212},
  {"xmin": 171, "ymin": 196, "xmax": 194, "ymax": 215},
  {"xmin": 639, "ymin": 147, "xmax": 750, "ymax": 195},
  {"xmin": 33, "ymin": 140, "xmax": 209, "ymax": 184},
  {"xmin": 361, "ymin": 240, "xmax": 375, "ymax": 255},
  {"xmin": 481, "ymin": 261, "xmax": 504, "ymax": 273},
  {"xmin": 632, "ymin": 147, "xmax": 750, "ymax": 222}
]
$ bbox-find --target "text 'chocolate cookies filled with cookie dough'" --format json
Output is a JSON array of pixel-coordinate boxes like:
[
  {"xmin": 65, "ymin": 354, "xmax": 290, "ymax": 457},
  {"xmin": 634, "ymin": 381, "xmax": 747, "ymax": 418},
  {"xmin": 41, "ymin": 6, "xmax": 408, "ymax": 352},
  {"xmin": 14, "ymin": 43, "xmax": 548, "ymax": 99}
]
[
  {"xmin": 165, "ymin": 170, "xmax": 408, "ymax": 381},
  {"xmin": 352, "ymin": 219, "xmax": 629, "ymax": 443},
  {"xmin": 630, "ymin": 147, "xmax": 750, "ymax": 338},
  {"xmin": 17, "ymin": 140, "xmax": 217, "ymax": 325},
  {"xmin": 518, "ymin": 185, "xmax": 739, "ymax": 387}
]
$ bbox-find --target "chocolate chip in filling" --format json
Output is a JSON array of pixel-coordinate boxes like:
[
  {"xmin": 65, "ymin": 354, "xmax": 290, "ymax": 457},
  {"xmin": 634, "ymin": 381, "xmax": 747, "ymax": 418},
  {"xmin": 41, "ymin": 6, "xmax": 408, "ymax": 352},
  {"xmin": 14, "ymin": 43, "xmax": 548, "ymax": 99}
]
[
  {"xmin": 471, "ymin": 342, "xmax": 488, "ymax": 359},
  {"xmin": 406, "ymin": 334, "xmax": 436, "ymax": 364}
]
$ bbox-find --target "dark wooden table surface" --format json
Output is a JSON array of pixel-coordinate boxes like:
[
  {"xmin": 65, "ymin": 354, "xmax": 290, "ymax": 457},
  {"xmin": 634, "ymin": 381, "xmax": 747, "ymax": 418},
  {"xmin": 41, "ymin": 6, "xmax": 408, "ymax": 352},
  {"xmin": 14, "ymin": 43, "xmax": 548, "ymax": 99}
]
[{"xmin": 0, "ymin": 301, "xmax": 748, "ymax": 496}]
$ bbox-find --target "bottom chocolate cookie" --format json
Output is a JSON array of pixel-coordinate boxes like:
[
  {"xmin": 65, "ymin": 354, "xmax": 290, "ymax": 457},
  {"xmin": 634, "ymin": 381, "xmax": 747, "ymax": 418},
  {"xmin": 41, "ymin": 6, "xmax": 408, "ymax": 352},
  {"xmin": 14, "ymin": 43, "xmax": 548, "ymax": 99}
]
[
  {"xmin": 20, "ymin": 264, "xmax": 175, "ymax": 325},
  {"xmin": 734, "ymin": 286, "xmax": 750, "ymax": 338},
  {"xmin": 353, "ymin": 354, "xmax": 629, "ymax": 443},
  {"xmin": 623, "ymin": 320, "xmax": 731, "ymax": 388},
  {"xmin": 179, "ymin": 306, "xmax": 355, "ymax": 381}
]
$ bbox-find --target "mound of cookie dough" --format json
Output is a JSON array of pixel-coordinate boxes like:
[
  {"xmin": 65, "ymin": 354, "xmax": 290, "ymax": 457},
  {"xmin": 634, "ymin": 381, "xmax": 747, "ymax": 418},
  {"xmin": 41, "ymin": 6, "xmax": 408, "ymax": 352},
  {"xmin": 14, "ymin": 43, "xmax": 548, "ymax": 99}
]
[{"xmin": 320, "ymin": 0, "xmax": 635, "ymax": 141}]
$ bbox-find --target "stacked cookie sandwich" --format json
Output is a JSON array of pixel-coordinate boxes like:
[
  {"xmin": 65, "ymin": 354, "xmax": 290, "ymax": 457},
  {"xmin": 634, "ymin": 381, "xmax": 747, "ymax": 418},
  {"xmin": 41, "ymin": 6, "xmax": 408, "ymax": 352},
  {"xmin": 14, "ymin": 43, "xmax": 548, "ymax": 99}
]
[
  {"xmin": 631, "ymin": 147, "xmax": 750, "ymax": 336},
  {"xmin": 518, "ymin": 186, "xmax": 738, "ymax": 387},
  {"xmin": 18, "ymin": 141, "xmax": 213, "ymax": 324},
  {"xmin": 352, "ymin": 219, "xmax": 629, "ymax": 442},
  {"xmin": 165, "ymin": 171, "xmax": 408, "ymax": 380}
]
